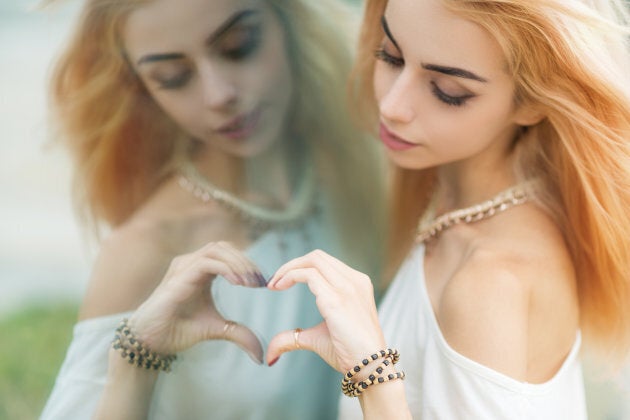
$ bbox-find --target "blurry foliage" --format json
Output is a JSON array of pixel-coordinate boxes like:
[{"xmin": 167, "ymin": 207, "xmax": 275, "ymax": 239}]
[{"xmin": 0, "ymin": 304, "xmax": 77, "ymax": 420}]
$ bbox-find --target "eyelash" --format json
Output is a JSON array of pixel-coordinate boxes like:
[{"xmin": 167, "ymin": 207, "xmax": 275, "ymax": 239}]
[
  {"xmin": 374, "ymin": 47, "xmax": 473, "ymax": 107},
  {"xmin": 157, "ymin": 70, "xmax": 192, "ymax": 90},
  {"xmin": 374, "ymin": 47, "xmax": 403, "ymax": 67},
  {"xmin": 221, "ymin": 26, "xmax": 262, "ymax": 60}
]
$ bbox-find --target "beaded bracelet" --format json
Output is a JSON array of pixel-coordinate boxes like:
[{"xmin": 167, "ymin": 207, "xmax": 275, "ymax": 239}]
[
  {"xmin": 341, "ymin": 348, "xmax": 404, "ymax": 397},
  {"xmin": 111, "ymin": 319, "xmax": 177, "ymax": 372}
]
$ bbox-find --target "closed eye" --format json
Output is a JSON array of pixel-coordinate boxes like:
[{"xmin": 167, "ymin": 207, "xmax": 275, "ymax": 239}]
[
  {"xmin": 218, "ymin": 24, "xmax": 263, "ymax": 61},
  {"xmin": 431, "ymin": 82, "xmax": 474, "ymax": 107},
  {"xmin": 375, "ymin": 45, "xmax": 475, "ymax": 107},
  {"xmin": 153, "ymin": 69, "xmax": 192, "ymax": 90},
  {"xmin": 375, "ymin": 47, "xmax": 404, "ymax": 68}
]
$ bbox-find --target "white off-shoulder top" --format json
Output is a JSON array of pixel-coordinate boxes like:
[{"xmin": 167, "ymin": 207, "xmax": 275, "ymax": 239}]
[{"xmin": 338, "ymin": 244, "xmax": 586, "ymax": 420}]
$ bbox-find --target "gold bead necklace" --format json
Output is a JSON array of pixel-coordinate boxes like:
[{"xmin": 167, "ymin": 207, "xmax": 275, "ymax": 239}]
[{"xmin": 416, "ymin": 181, "xmax": 536, "ymax": 244}]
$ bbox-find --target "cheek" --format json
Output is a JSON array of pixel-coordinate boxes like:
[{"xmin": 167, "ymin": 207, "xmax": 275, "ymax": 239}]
[
  {"xmin": 150, "ymin": 93, "xmax": 203, "ymax": 134},
  {"xmin": 373, "ymin": 64, "xmax": 393, "ymax": 104},
  {"xmin": 259, "ymin": 42, "xmax": 293, "ymax": 107},
  {"xmin": 268, "ymin": 53, "xmax": 292, "ymax": 100},
  {"xmin": 430, "ymin": 106, "xmax": 517, "ymax": 158}
]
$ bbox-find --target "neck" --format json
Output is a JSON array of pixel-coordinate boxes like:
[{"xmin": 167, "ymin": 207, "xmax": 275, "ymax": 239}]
[
  {"xmin": 190, "ymin": 135, "xmax": 297, "ymax": 208},
  {"xmin": 434, "ymin": 147, "xmax": 517, "ymax": 214}
]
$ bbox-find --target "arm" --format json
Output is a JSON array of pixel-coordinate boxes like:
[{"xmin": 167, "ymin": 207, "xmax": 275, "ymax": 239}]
[{"xmin": 94, "ymin": 350, "xmax": 160, "ymax": 420}]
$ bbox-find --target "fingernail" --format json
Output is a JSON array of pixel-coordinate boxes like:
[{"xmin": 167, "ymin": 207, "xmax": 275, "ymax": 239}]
[
  {"xmin": 267, "ymin": 272, "xmax": 277, "ymax": 288},
  {"xmin": 268, "ymin": 356, "xmax": 280, "ymax": 367},
  {"xmin": 256, "ymin": 272, "xmax": 267, "ymax": 287},
  {"xmin": 248, "ymin": 351, "xmax": 264, "ymax": 365}
]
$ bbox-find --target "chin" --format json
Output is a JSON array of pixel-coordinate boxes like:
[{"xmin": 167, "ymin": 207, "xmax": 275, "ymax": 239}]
[
  {"xmin": 226, "ymin": 135, "xmax": 279, "ymax": 159},
  {"xmin": 385, "ymin": 150, "xmax": 432, "ymax": 171}
]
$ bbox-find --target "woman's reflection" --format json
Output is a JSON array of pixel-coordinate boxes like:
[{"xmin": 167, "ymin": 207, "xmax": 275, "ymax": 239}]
[{"xmin": 41, "ymin": 0, "xmax": 384, "ymax": 418}]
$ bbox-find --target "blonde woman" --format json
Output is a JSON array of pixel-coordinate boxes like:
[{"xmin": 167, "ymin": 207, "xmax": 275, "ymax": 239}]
[
  {"xmin": 41, "ymin": 0, "xmax": 384, "ymax": 418},
  {"xmin": 264, "ymin": 0, "xmax": 630, "ymax": 418}
]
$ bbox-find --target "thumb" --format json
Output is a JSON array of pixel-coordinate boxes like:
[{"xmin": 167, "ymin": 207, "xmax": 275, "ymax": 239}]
[
  {"xmin": 208, "ymin": 319, "xmax": 264, "ymax": 365},
  {"xmin": 266, "ymin": 322, "xmax": 337, "ymax": 369}
]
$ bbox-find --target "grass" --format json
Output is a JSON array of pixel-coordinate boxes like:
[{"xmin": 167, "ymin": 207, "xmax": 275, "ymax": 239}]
[{"xmin": 0, "ymin": 303, "xmax": 78, "ymax": 420}]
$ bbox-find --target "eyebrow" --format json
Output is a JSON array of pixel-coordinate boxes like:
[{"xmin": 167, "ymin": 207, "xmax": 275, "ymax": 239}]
[
  {"xmin": 380, "ymin": 15, "xmax": 488, "ymax": 83},
  {"xmin": 137, "ymin": 9, "xmax": 260, "ymax": 66},
  {"xmin": 380, "ymin": 15, "xmax": 400, "ymax": 51},
  {"xmin": 422, "ymin": 63, "xmax": 488, "ymax": 83}
]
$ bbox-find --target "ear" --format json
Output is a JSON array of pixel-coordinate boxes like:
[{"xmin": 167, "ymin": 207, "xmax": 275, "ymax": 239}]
[{"xmin": 513, "ymin": 104, "xmax": 545, "ymax": 127}]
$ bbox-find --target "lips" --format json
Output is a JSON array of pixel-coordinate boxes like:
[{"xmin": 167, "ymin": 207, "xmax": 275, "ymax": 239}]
[
  {"xmin": 216, "ymin": 108, "xmax": 261, "ymax": 140},
  {"xmin": 379, "ymin": 123, "xmax": 419, "ymax": 151}
]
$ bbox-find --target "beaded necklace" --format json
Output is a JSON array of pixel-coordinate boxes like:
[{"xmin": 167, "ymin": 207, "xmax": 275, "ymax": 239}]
[
  {"xmin": 416, "ymin": 181, "xmax": 535, "ymax": 244},
  {"xmin": 177, "ymin": 160, "xmax": 317, "ymax": 237}
]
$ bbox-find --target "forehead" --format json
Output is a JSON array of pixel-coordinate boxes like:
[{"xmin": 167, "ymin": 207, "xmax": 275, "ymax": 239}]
[
  {"xmin": 123, "ymin": 0, "xmax": 265, "ymax": 56},
  {"xmin": 384, "ymin": 0, "xmax": 506, "ymax": 79}
]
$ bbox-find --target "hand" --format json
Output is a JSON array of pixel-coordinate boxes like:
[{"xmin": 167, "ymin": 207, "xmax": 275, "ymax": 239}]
[
  {"xmin": 265, "ymin": 250, "xmax": 386, "ymax": 372},
  {"xmin": 128, "ymin": 242, "xmax": 266, "ymax": 364}
]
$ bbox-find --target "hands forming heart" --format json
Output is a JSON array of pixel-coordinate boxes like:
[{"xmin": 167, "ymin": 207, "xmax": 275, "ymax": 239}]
[{"xmin": 128, "ymin": 243, "xmax": 384, "ymax": 375}]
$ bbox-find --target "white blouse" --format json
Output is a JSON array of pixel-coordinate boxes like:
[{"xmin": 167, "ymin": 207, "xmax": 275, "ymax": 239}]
[{"xmin": 338, "ymin": 244, "xmax": 586, "ymax": 420}]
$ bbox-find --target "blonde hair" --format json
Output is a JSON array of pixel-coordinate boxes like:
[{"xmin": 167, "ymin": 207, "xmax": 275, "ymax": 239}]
[
  {"xmin": 50, "ymin": 0, "xmax": 385, "ymax": 276},
  {"xmin": 353, "ymin": 0, "xmax": 630, "ymax": 361}
]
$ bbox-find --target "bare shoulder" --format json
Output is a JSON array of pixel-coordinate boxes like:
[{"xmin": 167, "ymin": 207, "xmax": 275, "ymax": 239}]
[
  {"xmin": 436, "ymin": 204, "xmax": 579, "ymax": 382},
  {"xmin": 78, "ymin": 220, "xmax": 176, "ymax": 320},
  {"xmin": 437, "ymin": 245, "xmax": 530, "ymax": 380}
]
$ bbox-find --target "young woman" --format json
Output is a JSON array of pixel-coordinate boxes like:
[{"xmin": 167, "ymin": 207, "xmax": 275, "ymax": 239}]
[
  {"xmin": 41, "ymin": 0, "xmax": 384, "ymax": 418},
  {"xmin": 264, "ymin": 0, "xmax": 630, "ymax": 418}
]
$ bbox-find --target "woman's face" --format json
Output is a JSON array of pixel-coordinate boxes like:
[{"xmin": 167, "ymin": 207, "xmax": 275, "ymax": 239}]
[
  {"xmin": 123, "ymin": 0, "xmax": 293, "ymax": 158},
  {"xmin": 373, "ymin": 0, "xmax": 536, "ymax": 171}
]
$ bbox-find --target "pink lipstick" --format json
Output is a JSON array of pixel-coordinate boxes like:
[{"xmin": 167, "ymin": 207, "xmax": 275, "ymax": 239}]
[
  {"xmin": 217, "ymin": 108, "xmax": 261, "ymax": 140},
  {"xmin": 379, "ymin": 123, "xmax": 419, "ymax": 151}
]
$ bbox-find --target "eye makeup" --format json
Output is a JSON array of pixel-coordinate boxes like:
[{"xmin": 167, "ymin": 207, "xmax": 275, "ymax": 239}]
[
  {"xmin": 376, "ymin": 15, "xmax": 481, "ymax": 108},
  {"xmin": 216, "ymin": 23, "xmax": 263, "ymax": 61},
  {"xmin": 150, "ymin": 66, "xmax": 192, "ymax": 90},
  {"xmin": 135, "ymin": 9, "xmax": 265, "ymax": 91}
]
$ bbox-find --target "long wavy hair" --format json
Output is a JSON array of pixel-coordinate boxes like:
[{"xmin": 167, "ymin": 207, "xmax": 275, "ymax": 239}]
[
  {"xmin": 49, "ymin": 0, "xmax": 385, "ymax": 277},
  {"xmin": 352, "ymin": 0, "xmax": 630, "ymax": 361}
]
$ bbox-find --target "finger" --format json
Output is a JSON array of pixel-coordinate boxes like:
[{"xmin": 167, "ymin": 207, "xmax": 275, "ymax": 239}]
[
  {"xmin": 200, "ymin": 242, "xmax": 265, "ymax": 287},
  {"xmin": 266, "ymin": 268, "xmax": 335, "ymax": 302},
  {"xmin": 197, "ymin": 242, "xmax": 250, "ymax": 283},
  {"xmin": 163, "ymin": 251, "xmax": 243, "ymax": 287},
  {"xmin": 268, "ymin": 250, "xmax": 354, "ymax": 289},
  {"xmin": 205, "ymin": 319, "xmax": 264, "ymax": 365},
  {"xmin": 180, "ymin": 249, "xmax": 247, "ymax": 287},
  {"xmin": 266, "ymin": 322, "xmax": 333, "ymax": 367},
  {"xmin": 169, "ymin": 257, "xmax": 254, "ymax": 291},
  {"xmin": 213, "ymin": 242, "xmax": 264, "ymax": 287}
]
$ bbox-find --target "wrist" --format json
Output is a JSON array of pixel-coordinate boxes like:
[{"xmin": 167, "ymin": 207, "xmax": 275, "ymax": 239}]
[
  {"xmin": 359, "ymin": 379, "xmax": 412, "ymax": 420},
  {"xmin": 107, "ymin": 347, "xmax": 160, "ymax": 382},
  {"xmin": 112, "ymin": 318, "xmax": 178, "ymax": 372},
  {"xmin": 341, "ymin": 349, "xmax": 404, "ymax": 398}
]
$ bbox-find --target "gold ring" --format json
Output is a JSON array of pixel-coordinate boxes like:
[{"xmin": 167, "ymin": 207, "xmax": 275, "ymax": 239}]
[
  {"xmin": 222, "ymin": 320, "xmax": 237, "ymax": 338},
  {"xmin": 294, "ymin": 328, "xmax": 303, "ymax": 349}
]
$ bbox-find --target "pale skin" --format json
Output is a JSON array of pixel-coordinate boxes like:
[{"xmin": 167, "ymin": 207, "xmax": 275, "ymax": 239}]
[
  {"xmin": 77, "ymin": 0, "xmax": 299, "ymax": 418},
  {"xmin": 264, "ymin": 0, "xmax": 579, "ymax": 418}
]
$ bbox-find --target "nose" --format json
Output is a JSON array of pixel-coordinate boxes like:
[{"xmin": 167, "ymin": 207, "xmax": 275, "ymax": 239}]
[
  {"xmin": 378, "ymin": 70, "xmax": 416, "ymax": 124},
  {"xmin": 198, "ymin": 61, "xmax": 237, "ymax": 110}
]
